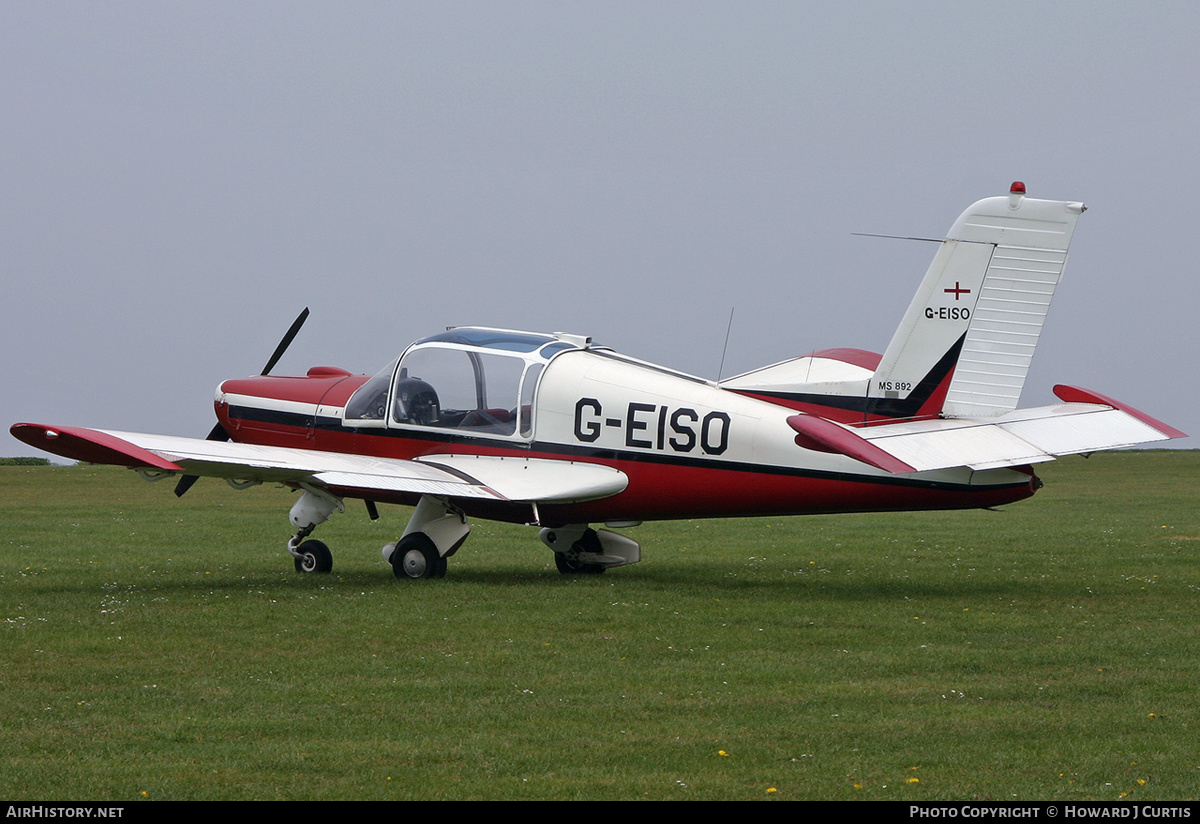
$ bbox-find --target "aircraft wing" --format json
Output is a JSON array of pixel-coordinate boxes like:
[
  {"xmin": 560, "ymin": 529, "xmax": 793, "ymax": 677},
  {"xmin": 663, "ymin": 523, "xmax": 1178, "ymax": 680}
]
[
  {"xmin": 851, "ymin": 385, "xmax": 1186, "ymax": 472},
  {"xmin": 9, "ymin": 424, "xmax": 628, "ymax": 504}
]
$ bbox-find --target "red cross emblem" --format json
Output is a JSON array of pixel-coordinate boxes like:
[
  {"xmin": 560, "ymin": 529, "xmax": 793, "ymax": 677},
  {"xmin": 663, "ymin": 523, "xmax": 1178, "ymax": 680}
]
[{"xmin": 944, "ymin": 282, "xmax": 971, "ymax": 300}]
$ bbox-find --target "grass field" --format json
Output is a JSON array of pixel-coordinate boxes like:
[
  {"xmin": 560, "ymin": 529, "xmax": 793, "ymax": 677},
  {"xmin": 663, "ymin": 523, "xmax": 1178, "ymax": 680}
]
[{"xmin": 2, "ymin": 451, "xmax": 1198, "ymax": 800}]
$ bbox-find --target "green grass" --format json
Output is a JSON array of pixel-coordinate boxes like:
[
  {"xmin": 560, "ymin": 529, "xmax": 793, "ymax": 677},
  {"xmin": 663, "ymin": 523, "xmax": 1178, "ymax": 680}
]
[{"xmin": 2, "ymin": 452, "xmax": 1198, "ymax": 800}]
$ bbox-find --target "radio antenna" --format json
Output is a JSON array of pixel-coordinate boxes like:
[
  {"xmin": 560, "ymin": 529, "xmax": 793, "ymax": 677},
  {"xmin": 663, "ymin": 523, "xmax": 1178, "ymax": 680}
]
[
  {"xmin": 852, "ymin": 232, "xmax": 941, "ymax": 243},
  {"xmin": 717, "ymin": 306, "xmax": 735, "ymax": 381}
]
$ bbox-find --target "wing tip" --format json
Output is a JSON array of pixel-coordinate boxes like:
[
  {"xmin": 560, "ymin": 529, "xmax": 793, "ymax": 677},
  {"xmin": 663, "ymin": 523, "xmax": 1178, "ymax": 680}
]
[
  {"xmin": 787, "ymin": 414, "xmax": 917, "ymax": 474},
  {"xmin": 1052, "ymin": 385, "xmax": 1187, "ymax": 440},
  {"xmin": 10, "ymin": 423, "xmax": 184, "ymax": 471}
]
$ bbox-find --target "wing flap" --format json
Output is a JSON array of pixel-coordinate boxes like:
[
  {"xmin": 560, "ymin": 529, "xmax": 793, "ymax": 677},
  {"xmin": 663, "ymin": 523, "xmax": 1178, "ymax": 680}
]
[
  {"xmin": 311, "ymin": 471, "xmax": 501, "ymax": 499},
  {"xmin": 415, "ymin": 454, "xmax": 629, "ymax": 503}
]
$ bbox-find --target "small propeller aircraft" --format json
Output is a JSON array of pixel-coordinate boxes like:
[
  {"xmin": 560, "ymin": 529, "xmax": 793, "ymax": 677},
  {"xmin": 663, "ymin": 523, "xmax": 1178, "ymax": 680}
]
[{"xmin": 12, "ymin": 184, "xmax": 1186, "ymax": 580}]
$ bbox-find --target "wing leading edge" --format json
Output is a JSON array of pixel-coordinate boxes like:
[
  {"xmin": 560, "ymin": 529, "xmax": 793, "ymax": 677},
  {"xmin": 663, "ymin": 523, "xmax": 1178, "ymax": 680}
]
[{"xmin": 9, "ymin": 424, "xmax": 628, "ymax": 504}]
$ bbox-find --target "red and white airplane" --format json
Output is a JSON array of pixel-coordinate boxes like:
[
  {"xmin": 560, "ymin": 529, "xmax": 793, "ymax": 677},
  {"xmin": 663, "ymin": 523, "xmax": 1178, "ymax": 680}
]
[{"xmin": 12, "ymin": 184, "xmax": 1185, "ymax": 580}]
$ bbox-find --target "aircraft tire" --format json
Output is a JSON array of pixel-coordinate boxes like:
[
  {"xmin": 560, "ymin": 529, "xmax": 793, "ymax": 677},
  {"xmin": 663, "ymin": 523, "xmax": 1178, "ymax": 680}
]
[
  {"xmin": 392, "ymin": 533, "xmax": 447, "ymax": 580},
  {"xmin": 294, "ymin": 540, "xmax": 334, "ymax": 574},
  {"xmin": 554, "ymin": 527, "xmax": 606, "ymax": 574},
  {"xmin": 554, "ymin": 552, "xmax": 606, "ymax": 575}
]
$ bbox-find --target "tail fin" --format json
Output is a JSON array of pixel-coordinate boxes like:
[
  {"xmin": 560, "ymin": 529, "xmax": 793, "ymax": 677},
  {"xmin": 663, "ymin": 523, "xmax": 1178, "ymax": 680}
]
[{"xmin": 869, "ymin": 183, "xmax": 1087, "ymax": 418}]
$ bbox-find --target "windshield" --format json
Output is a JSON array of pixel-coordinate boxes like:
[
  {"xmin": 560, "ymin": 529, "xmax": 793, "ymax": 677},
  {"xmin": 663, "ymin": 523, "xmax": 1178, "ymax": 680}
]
[{"xmin": 343, "ymin": 361, "xmax": 394, "ymax": 421}]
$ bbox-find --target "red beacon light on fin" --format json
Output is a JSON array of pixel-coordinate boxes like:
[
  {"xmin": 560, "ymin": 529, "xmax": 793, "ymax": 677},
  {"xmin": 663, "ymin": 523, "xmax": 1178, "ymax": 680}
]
[{"xmin": 1008, "ymin": 181, "xmax": 1027, "ymax": 209}]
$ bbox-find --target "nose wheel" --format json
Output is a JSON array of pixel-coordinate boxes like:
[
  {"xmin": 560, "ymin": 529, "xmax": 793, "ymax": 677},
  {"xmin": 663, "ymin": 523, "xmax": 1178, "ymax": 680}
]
[
  {"xmin": 293, "ymin": 539, "xmax": 334, "ymax": 574},
  {"xmin": 287, "ymin": 486, "xmax": 343, "ymax": 574}
]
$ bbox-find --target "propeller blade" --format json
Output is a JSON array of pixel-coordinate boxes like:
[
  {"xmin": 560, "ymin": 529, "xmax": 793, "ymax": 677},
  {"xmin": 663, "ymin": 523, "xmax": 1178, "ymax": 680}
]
[
  {"xmin": 177, "ymin": 309, "xmax": 310, "ymax": 497},
  {"xmin": 172, "ymin": 475, "xmax": 200, "ymax": 498},
  {"xmin": 173, "ymin": 424, "xmax": 231, "ymax": 497},
  {"xmin": 204, "ymin": 421, "xmax": 232, "ymax": 442},
  {"xmin": 261, "ymin": 307, "xmax": 310, "ymax": 376}
]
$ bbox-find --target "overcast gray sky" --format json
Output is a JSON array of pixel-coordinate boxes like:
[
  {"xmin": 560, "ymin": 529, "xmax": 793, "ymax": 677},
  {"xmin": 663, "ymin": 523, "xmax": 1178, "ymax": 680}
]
[{"xmin": 4, "ymin": 1, "xmax": 1197, "ymax": 458}]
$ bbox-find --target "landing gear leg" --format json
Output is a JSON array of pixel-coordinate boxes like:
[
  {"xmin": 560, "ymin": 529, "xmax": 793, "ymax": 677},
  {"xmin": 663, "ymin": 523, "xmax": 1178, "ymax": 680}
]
[{"xmin": 286, "ymin": 486, "xmax": 344, "ymax": 574}]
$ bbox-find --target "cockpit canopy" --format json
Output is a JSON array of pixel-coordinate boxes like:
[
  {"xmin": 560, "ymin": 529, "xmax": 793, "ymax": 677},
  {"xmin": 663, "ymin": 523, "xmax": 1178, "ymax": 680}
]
[{"xmin": 344, "ymin": 327, "xmax": 596, "ymax": 439}]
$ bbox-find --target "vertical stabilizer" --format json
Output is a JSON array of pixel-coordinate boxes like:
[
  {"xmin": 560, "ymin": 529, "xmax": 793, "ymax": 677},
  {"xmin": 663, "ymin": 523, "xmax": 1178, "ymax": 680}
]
[{"xmin": 869, "ymin": 183, "xmax": 1086, "ymax": 418}]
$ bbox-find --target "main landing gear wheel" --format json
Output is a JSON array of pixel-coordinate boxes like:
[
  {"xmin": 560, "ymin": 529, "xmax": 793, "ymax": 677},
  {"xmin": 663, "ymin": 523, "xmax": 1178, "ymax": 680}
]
[
  {"xmin": 554, "ymin": 552, "xmax": 606, "ymax": 575},
  {"xmin": 293, "ymin": 539, "xmax": 333, "ymax": 574},
  {"xmin": 391, "ymin": 533, "xmax": 447, "ymax": 580},
  {"xmin": 555, "ymin": 527, "xmax": 606, "ymax": 575}
]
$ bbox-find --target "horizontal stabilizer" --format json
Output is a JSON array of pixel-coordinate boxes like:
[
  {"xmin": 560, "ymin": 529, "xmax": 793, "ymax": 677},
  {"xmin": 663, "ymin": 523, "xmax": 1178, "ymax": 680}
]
[
  {"xmin": 852, "ymin": 387, "xmax": 1185, "ymax": 472},
  {"xmin": 787, "ymin": 414, "xmax": 916, "ymax": 474}
]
